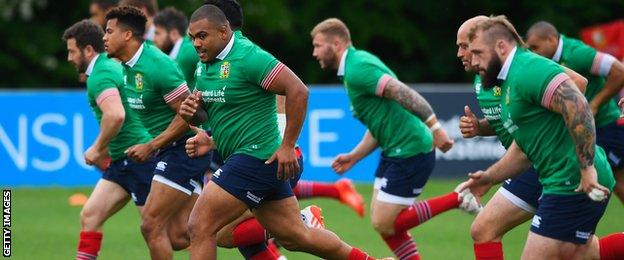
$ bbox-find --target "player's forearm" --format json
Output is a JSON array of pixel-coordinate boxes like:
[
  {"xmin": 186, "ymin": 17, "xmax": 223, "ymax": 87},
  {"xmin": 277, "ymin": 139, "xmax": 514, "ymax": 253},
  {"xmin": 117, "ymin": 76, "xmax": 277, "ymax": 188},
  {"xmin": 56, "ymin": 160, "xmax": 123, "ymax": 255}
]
[
  {"xmin": 149, "ymin": 115, "xmax": 190, "ymax": 149},
  {"xmin": 551, "ymin": 81, "xmax": 596, "ymax": 169},
  {"xmin": 477, "ymin": 118, "xmax": 496, "ymax": 136},
  {"xmin": 590, "ymin": 65, "xmax": 624, "ymax": 112},
  {"xmin": 93, "ymin": 111, "xmax": 125, "ymax": 151},
  {"xmin": 383, "ymin": 78, "xmax": 435, "ymax": 123},
  {"xmin": 350, "ymin": 131, "xmax": 379, "ymax": 161},
  {"xmin": 281, "ymin": 84, "xmax": 308, "ymax": 148},
  {"xmin": 484, "ymin": 141, "xmax": 531, "ymax": 183}
]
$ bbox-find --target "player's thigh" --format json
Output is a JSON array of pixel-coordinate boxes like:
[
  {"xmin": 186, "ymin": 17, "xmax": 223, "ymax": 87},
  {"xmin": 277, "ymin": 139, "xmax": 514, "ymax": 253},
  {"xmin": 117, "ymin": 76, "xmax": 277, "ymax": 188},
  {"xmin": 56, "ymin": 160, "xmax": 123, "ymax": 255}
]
[
  {"xmin": 522, "ymin": 231, "xmax": 592, "ymax": 260},
  {"xmin": 370, "ymin": 200, "xmax": 407, "ymax": 230},
  {"xmin": 215, "ymin": 210, "xmax": 254, "ymax": 248},
  {"xmin": 188, "ymin": 181, "xmax": 248, "ymax": 236},
  {"xmin": 82, "ymin": 179, "xmax": 130, "ymax": 223},
  {"xmin": 471, "ymin": 190, "xmax": 533, "ymax": 242},
  {"xmin": 168, "ymin": 193, "xmax": 199, "ymax": 234},
  {"xmin": 142, "ymin": 181, "xmax": 194, "ymax": 222},
  {"xmin": 253, "ymin": 196, "xmax": 307, "ymax": 241}
]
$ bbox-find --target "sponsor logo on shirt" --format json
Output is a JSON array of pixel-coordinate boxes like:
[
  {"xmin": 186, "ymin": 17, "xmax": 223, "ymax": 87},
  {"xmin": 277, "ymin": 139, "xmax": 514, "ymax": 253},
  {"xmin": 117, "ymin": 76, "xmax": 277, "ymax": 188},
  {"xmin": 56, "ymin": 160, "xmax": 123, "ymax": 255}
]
[
  {"xmin": 156, "ymin": 161, "xmax": 167, "ymax": 171},
  {"xmin": 127, "ymin": 95, "xmax": 145, "ymax": 110},
  {"xmin": 201, "ymin": 87, "xmax": 226, "ymax": 103},
  {"xmin": 246, "ymin": 191, "xmax": 262, "ymax": 203},
  {"xmin": 220, "ymin": 61, "xmax": 230, "ymax": 79},
  {"xmin": 481, "ymin": 105, "xmax": 502, "ymax": 121},
  {"xmin": 531, "ymin": 215, "xmax": 541, "ymax": 228},
  {"xmin": 493, "ymin": 86, "xmax": 502, "ymax": 97}
]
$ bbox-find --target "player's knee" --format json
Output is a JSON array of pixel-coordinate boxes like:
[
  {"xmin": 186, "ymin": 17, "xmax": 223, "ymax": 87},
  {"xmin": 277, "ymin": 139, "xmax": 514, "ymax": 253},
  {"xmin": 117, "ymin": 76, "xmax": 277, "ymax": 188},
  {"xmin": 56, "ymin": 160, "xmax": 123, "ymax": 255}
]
[
  {"xmin": 371, "ymin": 216, "xmax": 395, "ymax": 237},
  {"xmin": 140, "ymin": 216, "xmax": 159, "ymax": 239},
  {"xmin": 215, "ymin": 229, "xmax": 235, "ymax": 248},
  {"xmin": 79, "ymin": 207, "xmax": 103, "ymax": 231},
  {"xmin": 470, "ymin": 218, "xmax": 496, "ymax": 243},
  {"xmin": 169, "ymin": 230, "xmax": 190, "ymax": 250},
  {"xmin": 273, "ymin": 229, "xmax": 308, "ymax": 252}
]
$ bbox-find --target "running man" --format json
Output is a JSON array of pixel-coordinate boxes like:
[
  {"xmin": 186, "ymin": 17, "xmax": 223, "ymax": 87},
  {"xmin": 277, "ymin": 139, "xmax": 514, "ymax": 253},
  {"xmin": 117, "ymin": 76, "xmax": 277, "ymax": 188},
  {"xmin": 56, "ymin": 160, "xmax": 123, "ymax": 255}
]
[
  {"xmin": 311, "ymin": 18, "xmax": 480, "ymax": 260},
  {"xmin": 464, "ymin": 16, "xmax": 619, "ymax": 259},
  {"xmin": 63, "ymin": 19, "xmax": 153, "ymax": 260},
  {"xmin": 526, "ymin": 21, "xmax": 624, "ymax": 204},
  {"xmin": 103, "ymin": 6, "xmax": 210, "ymax": 259},
  {"xmin": 180, "ymin": 5, "xmax": 379, "ymax": 259}
]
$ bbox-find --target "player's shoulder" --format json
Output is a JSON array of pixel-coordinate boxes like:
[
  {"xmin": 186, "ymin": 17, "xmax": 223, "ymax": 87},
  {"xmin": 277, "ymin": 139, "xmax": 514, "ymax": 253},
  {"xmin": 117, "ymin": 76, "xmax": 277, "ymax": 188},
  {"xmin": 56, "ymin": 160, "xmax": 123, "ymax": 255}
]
[
  {"xmin": 344, "ymin": 48, "xmax": 386, "ymax": 77},
  {"xmin": 562, "ymin": 34, "xmax": 593, "ymax": 51},
  {"xmin": 91, "ymin": 55, "xmax": 123, "ymax": 81}
]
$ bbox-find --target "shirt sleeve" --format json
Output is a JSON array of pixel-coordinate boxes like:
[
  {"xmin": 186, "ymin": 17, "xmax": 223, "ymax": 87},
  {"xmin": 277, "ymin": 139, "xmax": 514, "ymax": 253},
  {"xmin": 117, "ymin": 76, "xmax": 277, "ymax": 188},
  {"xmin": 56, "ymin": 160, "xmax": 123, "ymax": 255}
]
[
  {"xmin": 244, "ymin": 48, "xmax": 282, "ymax": 90},
  {"xmin": 517, "ymin": 55, "xmax": 568, "ymax": 108},
  {"xmin": 88, "ymin": 68, "xmax": 124, "ymax": 106},
  {"xmin": 157, "ymin": 59, "xmax": 188, "ymax": 103},
  {"xmin": 345, "ymin": 61, "xmax": 394, "ymax": 97}
]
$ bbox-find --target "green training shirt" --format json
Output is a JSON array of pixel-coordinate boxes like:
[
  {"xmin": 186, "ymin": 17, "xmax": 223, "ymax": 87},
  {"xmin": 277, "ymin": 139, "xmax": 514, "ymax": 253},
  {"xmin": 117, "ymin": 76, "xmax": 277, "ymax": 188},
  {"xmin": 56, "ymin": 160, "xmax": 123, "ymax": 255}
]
[
  {"xmin": 499, "ymin": 47, "xmax": 614, "ymax": 194},
  {"xmin": 86, "ymin": 54, "xmax": 151, "ymax": 161},
  {"xmin": 474, "ymin": 75, "xmax": 514, "ymax": 149},
  {"xmin": 339, "ymin": 46, "xmax": 432, "ymax": 158}
]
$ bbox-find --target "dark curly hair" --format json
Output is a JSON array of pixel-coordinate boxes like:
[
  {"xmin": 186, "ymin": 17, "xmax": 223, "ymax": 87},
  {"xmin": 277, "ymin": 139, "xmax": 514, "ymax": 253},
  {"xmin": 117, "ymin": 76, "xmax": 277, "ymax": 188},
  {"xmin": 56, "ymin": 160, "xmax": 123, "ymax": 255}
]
[
  {"xmin": 62, "ymin": 19, "xmax": 105, "ymax": 52},
  {"xmin": 105, "ymin": 6, "xmax": 147, "ymax": 40}
]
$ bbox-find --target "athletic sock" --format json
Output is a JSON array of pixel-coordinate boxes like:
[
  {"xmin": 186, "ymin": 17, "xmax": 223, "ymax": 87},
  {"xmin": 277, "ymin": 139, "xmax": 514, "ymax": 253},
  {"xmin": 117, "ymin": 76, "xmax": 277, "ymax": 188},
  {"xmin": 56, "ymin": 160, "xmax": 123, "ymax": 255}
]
[
  {"xmin": 232, "ymin": 217, "xmax": 269, "ymax": 247},
  {"xmin": 394, "ymin": 192, "xmax": 459, "ymax": 232},
  {"xmin": 474, "ymin": 242, "xmax": 504, "ymax": 260},
  {"xmin": 348, "ymin": 247, "xmax": 375, "ymax": 260},
  {"xmin": 293, "ymin": 181, "xmax": 340, "ymax": 199},
  {"xmin": 76, "ymin": 231, "xmax": 103, "ymax": 260},
  {"xmin": 382, "ymin": 231, "xmax": 420, "ymax": 260},
  {"xmin": 599, "ymin": 232, "xmax": 624, "ymax": 260}
]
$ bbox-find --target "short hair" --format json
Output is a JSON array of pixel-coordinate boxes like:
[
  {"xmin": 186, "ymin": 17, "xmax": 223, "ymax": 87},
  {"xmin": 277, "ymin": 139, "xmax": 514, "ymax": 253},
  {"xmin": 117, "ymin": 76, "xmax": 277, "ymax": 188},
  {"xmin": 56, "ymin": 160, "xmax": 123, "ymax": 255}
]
[
  {"xmin": 526, "ymin": 21, "xmax": 559, "ymax": 40},
  {"xmin": 62, "ymin": 19, "xmax": 105, "ymax": 52},
  {"xmin": 119, "ymin": 0, "xmax": 158, "ymax": 16},
  {"xmin": 106, "ymin": 6, "xmax": 147, "ymax": 40},
  {"xmin": 203, "ymin": 0, "xmax": 243, "ymax": 30},
  {"xmin": 310, "ymin": 18, "xmax": 351, "ymax": 43},
  {"xmin": 154, "ymin": 7, "xmax": 188, "ymax": 35},
  {"xmin": 91, "ymin": 0, "xmax": 118, "ymax": 10},
  {"xmin": 468, "ymin": 15, "xmax": 526, "ymax": 47},
  {"xmin": 190, "ymin": 4, "xmax": 229, "ymax": 27}
]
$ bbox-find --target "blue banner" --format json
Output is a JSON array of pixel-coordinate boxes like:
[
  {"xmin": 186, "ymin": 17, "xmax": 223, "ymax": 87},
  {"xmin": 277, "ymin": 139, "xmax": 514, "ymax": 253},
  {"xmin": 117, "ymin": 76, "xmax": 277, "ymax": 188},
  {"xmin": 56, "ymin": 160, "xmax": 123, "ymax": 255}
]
[{"xmin": 0, "ymin": 87, "xmax": 504, "ymax": 187}]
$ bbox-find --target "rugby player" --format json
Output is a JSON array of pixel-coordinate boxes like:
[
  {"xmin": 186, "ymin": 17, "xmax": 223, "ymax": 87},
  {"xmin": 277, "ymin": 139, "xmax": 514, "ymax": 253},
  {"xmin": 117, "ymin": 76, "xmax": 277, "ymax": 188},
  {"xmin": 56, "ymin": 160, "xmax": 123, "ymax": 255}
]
[
  {"xmin": 311, "ymin": 17, "xmax": 481, "ymax": 260},
  {"xmin": 63, "ymin": 19, "xmax": 153, "ymax": 260},
  {"xmin": 180, "ymin": 5, "xmax": 380, "ymax": 259},
  {"xmin": 103, "ymin": 6, "xmax": 210, "ymax": 259},
  {"xmin": 464, "ymin": 16, "xmax": 620, "ymax": 260}
]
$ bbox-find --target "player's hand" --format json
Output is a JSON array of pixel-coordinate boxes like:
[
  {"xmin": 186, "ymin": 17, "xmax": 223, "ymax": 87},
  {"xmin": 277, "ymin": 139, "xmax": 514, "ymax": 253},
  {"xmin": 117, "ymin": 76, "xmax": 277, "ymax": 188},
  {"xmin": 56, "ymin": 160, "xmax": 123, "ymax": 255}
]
[
  {"xmin": 463, "ymin": 170, "xmax": 494, "ymax": 198},
  {"xmin": 179, "ymin": 91, "xmax": 202, "ymax": 123},
  {"xmin": 125, "ymin": 142, "xmax": 156, "ymax": 163},
  {"xmin": 266, "ymin": 145, "xmax": 300, "ymax": 181},
  {"xmin": 331, "ymin": 153, "xmax": 357, "ymax": 175},
  {"xmin": 575, "ymin": 166, "xmax": 610, "ymax": 201},
  {"xmin": 185, "ymin": 126, "xmax": 214, "ymax": 158},
  {"xmin": 432, "ymin": 128, "xmax": 454, "ymax": 153},
  {"xmin": 84, "ymin": 145, "xmax": 111, "ymax": 171},
  {"xmin": 459, "ymin": 105, "xmax": 479, "ymax": 138}
]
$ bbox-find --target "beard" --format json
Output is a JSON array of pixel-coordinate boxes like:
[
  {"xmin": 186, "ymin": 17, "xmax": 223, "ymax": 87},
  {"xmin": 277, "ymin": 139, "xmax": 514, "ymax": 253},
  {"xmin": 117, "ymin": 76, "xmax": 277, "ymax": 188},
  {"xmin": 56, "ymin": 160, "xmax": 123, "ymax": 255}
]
[
  {"xmin": 481, "ymin": 53, "xmax": 502, "ymax": 89},
  {"xmin": 75, "ymin": 51, "xmax": 89, "ymax": 73},
  {"xmin": 160, "ymin": 38, "xmax": 174, "ymax": 54}
]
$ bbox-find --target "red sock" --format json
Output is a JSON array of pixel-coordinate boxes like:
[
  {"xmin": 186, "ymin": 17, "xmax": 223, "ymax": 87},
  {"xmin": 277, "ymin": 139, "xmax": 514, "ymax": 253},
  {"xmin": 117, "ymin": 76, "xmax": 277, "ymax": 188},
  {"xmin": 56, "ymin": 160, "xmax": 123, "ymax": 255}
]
[
  {"xmin": 394, "ymin": 192, "xmax": 459, "ymax": 232},
  {"xmin": 382, "ymin": 231, "xmax": 420, "ymax": 260},
  {"xmin": 232, "ymin": 217, "xmax": 268, "ymax": 247},
  {"xmin": 267, "ymin": 241, "xmax": 282, "ymax": 258},
  {"xmin": 293, "ymin": 181, "xmax": 340, "ymax": 199},
  {"xmin": 348, "ymin": 247, "xmax": 375, "ymax": 260},
  {"xmin": 474, "ymin": 242, "xmax": 503, "ymax": 260},
  {"xmin": 600, "ymin": 233, "xmax": 624, "ymax": 260},
  {"xmin": 77, "ymin": 231, "xmax": 103, "ymax": 260}
]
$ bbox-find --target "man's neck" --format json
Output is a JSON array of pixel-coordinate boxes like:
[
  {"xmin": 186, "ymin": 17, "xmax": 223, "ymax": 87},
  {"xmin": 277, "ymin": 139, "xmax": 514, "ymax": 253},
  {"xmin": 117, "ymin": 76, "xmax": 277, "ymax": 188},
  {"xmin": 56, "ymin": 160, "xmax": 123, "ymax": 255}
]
[
  {"xmin": 119, "ymin": 40, "xmax": 142, "ymax": 63},
  {"xmin": 334, "ymin": 45, "xmax": 349, "ymax": 70}
]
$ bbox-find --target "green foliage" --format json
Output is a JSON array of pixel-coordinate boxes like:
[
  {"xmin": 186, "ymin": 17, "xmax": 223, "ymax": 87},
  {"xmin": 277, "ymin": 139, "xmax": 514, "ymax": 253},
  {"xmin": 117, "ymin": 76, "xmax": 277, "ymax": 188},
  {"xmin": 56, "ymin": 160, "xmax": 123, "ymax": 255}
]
[{"xmin": 2, "ymin": 0, "xmax": 624, "ymax": 88}]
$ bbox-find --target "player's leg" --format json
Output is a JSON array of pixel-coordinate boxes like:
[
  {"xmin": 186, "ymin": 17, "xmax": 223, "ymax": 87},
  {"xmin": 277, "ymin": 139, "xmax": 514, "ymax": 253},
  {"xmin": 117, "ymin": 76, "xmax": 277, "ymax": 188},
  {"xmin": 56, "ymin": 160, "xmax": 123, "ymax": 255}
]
[
  {"xmin": 597, "ymin": 232, "xmax": 624, "ymax": 260},
  {"xmin": 187, "ymin": 181, "xmax": 250, "ymax": 259},
  {"xmin": 523, "ymin": 193, "xmax": 610, "ymax": 260},
  {"xmin": 471, "ymin": 168, "xmax": 541, "ymax": 259},
  {"xmin": 77, "ymin": 169, "xmax": 131, "ymax": 260},
  {"xmin": 167, "ymin": 192, "xmax": 199, "ymax": 250},
  {"xmin": 596, "ymin": 122, "xmax": 624, "ymax": 203},
  {"xmin": 216, "ymin": 211, "xmax": 256, "ymax": 248}
]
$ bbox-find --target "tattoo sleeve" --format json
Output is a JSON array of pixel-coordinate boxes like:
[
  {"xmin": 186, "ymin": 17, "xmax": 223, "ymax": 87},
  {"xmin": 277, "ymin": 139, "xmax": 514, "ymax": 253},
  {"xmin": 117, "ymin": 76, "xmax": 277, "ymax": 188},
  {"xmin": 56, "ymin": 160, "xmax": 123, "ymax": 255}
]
[
  {"xmin": 382, "ymin": 78, "xmax": 434, "ymax": 122},
  {"xmin": 549, "ymin": 80, "xmax": 596, "ymax": 168}
]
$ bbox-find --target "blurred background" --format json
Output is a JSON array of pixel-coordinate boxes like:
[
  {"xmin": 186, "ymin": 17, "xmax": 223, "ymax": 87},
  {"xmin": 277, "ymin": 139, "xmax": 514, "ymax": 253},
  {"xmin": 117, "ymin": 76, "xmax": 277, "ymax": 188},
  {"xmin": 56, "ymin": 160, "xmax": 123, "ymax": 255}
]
[{"xmin": 2, "ymin": 0, "xmax": 624, "ymax": 88}]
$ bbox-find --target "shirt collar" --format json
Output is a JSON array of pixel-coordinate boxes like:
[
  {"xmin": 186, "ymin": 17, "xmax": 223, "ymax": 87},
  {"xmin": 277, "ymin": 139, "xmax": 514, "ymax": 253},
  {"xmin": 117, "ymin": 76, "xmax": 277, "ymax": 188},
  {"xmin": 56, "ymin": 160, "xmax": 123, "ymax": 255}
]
[
  {"xmin": 125, "ymin": 43, "xmax": 144, "ymax": 67},
  {"xmin": 85, "ymin": 54, "xmax": 100, "ymax": 76},
  {"xmin": 552, "ymin": 36, "xmax": 563, "ymax": 62},
  {"xmin": 216, "ymin": 33, "xmax": 235, "ymax": 60},
  {"xmin": 169, "ymin": 38, "xmax": 183, "ymax": 59},
  {"xmin": 497, "ymin": 46, "xmax": 517, "ymax": 80},
  {"xmin": 336, "ymin": 47, "xmax": 350, "ymax": 76}
]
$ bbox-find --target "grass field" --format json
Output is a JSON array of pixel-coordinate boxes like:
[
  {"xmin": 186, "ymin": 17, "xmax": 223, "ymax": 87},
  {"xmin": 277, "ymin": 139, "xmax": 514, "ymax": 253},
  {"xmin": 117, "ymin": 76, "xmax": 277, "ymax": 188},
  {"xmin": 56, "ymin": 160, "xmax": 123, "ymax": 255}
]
[{"xmin": 11, "ymin": 179, "xmax": 623, "ymax": 259}]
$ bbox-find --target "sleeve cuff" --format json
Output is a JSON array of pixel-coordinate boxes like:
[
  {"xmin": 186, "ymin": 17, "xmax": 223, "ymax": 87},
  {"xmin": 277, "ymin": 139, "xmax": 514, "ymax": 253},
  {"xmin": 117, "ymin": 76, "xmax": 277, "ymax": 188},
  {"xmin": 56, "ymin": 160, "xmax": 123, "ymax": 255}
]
[
  {"xmin": 96, "ymin": 88, "xmax": 120, "ymax": 106},
  {"xmin": 541, "ymin": 73, "xmax": 570, "ymax": 108}
]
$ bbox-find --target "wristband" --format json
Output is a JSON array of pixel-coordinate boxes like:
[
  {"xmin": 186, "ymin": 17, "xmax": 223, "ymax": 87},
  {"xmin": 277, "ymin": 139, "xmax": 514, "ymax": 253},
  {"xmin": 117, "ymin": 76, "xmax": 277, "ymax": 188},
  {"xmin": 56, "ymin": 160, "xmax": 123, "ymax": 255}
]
[{"xmin": 429, "ymin": 122, "xmax": 442, "ymax": 132}]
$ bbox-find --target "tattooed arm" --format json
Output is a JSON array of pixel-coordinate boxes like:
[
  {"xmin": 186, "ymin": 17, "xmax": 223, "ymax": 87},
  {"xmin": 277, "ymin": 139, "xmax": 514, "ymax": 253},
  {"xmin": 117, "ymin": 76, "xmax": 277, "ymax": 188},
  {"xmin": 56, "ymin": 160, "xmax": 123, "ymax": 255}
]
[
  {"xmin": 547, "ymin": 78, "xmax": 610, "ymax": 195},
  {"xmin": 382, "ymin": 78, "xmax": 454, "ymax": 152}
]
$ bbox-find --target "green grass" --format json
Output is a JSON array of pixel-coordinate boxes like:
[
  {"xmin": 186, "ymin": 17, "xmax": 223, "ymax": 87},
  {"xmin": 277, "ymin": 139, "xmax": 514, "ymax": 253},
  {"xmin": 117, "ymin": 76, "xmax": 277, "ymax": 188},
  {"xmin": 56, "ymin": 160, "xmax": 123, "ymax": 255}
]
[{"xmin": 10, "ymin": 180, "xmax": 624, "ymax": 259}]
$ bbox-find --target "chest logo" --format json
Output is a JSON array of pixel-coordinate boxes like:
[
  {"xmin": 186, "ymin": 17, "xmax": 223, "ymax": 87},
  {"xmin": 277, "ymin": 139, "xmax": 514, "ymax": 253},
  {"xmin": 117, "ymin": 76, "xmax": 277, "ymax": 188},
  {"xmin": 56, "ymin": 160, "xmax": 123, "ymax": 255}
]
[
  {"xmin": 493, "ymin": 86, "xmax": 501, "ymax": 97},
  {"xmin": 135, "ymin": 73, "xmax": 144, "ymax": 90},
  {"xmin": 220, "ymin": 61, "xmax": 230, "ymax": 79}
]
